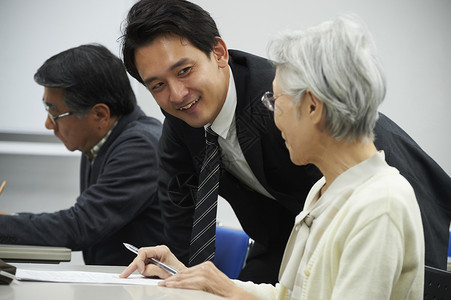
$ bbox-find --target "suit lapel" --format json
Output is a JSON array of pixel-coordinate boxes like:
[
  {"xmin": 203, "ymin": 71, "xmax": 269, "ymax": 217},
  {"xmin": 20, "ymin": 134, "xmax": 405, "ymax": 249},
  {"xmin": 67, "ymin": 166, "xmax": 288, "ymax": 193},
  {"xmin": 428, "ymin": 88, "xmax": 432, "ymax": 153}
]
[{"xmin": 231, "ymin": 54, "xmax": 273, "ymax": 189}]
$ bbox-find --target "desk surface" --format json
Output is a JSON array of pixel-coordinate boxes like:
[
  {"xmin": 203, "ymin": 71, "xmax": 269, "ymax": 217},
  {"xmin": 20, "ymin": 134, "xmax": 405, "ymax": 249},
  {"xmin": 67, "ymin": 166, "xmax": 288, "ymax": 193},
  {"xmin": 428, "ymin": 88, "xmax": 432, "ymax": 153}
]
[{"xmin": 0, "ymin": 263, "xmax": 225, "ymax": 300}]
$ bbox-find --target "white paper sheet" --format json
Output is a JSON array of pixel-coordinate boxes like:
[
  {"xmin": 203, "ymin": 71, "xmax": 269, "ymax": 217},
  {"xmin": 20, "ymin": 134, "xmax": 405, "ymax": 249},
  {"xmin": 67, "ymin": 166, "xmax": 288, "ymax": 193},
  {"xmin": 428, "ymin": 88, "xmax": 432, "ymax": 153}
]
[{"xmin": 15, "ymin": 269, "xmax": 162, "ymax": 286}]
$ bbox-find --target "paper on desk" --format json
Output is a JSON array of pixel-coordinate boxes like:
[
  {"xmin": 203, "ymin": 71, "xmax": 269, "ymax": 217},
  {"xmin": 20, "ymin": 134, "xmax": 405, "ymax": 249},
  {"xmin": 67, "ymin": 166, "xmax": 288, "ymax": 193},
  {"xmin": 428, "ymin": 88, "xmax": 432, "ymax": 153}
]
[{"xmin": 15, "ymin": 268, "xmax": 162, "ymax": 286}]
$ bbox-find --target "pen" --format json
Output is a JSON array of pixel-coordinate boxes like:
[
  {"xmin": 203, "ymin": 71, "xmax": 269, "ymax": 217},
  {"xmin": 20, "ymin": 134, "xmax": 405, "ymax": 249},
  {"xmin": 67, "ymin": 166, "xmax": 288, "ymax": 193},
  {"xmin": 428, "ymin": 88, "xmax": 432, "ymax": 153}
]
[
  {"xmin": 0, "ymin": 181, "xmax": 6, "ymax": 196},
  {"xmin": 123, "ymin": 243, "xmax": 178, "ymax": 275}
]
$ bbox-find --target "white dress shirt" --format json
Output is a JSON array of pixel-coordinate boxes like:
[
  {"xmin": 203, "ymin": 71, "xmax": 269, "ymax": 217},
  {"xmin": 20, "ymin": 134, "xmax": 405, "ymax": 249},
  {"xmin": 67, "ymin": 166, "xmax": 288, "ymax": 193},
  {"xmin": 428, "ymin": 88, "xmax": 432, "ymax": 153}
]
[{"xmin": 209, "ymin": 67, "xmax": 274, "ymax": 200}]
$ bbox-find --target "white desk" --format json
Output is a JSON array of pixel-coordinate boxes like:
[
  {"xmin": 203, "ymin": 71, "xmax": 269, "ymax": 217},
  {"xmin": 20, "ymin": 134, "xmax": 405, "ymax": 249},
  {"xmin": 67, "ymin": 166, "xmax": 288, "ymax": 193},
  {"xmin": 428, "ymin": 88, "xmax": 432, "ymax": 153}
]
[{"xmin": 0, "ymin": 263, "xmax": 226, "ymax": 300}]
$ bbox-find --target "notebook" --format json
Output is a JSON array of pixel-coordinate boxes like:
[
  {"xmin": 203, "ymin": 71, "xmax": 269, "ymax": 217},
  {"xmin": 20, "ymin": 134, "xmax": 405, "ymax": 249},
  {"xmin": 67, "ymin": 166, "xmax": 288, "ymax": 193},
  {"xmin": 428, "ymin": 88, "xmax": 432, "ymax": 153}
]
[{"xmin": 0, "ymin": 244, "xmax": 71, "ymax": 264}]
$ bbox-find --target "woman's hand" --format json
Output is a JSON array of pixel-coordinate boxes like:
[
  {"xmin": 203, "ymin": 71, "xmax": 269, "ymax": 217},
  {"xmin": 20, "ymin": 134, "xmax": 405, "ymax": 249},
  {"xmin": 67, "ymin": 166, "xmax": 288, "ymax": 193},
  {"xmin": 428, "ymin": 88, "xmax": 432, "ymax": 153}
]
[
  {"xmin": 119, "ymin": 245, "xmax": 186, "ymax": 279},
  {"xmin": 121, "ymin": 248, "xmax": 257, "ymax": 299},
  {"xmin": 159, "ymin": 261, "xmax": 259, "ymax": 300}
]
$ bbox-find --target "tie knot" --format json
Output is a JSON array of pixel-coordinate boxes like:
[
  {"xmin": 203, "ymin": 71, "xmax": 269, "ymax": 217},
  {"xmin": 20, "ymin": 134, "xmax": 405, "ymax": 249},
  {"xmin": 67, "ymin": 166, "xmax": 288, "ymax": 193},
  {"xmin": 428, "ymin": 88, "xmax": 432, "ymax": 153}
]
[{"xmin": 205, "ymin": 126, "xmax": 219, "ymax": 144}]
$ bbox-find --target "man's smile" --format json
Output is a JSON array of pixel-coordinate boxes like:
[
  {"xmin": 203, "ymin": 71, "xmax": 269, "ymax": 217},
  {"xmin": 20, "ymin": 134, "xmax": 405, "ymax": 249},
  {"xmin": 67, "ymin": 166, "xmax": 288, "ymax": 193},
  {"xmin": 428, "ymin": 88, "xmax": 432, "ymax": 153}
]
[{"xmin": 178, "ymin": 97, "xmax": 200, "ymax": 111}]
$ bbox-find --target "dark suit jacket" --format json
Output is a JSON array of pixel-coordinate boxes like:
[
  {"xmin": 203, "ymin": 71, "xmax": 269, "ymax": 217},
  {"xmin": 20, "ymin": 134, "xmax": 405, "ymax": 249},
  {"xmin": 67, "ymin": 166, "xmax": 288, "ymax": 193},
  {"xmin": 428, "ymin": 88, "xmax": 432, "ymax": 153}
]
[
  {"xmin": 158, "ymin": 50, "xmax": 451, "ymax": 284},
  {"xmin": 0, "ymin": 107, "xmax": 164, "ymax": 266}
]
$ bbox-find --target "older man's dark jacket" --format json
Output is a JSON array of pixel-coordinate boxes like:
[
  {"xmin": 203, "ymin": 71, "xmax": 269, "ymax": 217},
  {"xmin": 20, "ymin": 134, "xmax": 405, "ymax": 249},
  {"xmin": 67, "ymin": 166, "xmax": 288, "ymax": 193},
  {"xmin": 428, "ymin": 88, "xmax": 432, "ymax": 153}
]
[{"xmin": 0, "ymin": 107, "xmax": 164, "ymax": 265}]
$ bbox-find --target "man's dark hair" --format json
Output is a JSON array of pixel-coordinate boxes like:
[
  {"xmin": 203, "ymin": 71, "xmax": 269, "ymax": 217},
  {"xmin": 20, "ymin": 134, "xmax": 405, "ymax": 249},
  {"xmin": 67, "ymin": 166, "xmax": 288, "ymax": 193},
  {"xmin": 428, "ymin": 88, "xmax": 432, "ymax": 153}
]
[
  {"xmin": 120, "ymin": 0, "xmax": 220, "ymax": 84},
  {"xmin": 34, "ymin": 44, "xmax": 136, "ymax": 117}
]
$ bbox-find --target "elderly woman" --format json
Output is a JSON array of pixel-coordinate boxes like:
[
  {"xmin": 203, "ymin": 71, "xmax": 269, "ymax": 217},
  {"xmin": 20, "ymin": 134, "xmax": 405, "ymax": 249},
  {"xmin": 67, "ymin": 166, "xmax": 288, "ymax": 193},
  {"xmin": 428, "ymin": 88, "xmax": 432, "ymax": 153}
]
[{"xmin": 121, "ymin": 15, "xmax": 424, "ymax": 299}]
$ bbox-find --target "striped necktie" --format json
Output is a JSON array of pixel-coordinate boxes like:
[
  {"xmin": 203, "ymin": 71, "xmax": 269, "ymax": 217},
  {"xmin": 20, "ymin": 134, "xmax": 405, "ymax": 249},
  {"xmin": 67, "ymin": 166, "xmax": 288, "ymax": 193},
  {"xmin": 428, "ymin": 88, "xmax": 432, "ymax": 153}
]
[{"xmin": 189, "ymin": 126, "xmax": 220, "ymax": 266}]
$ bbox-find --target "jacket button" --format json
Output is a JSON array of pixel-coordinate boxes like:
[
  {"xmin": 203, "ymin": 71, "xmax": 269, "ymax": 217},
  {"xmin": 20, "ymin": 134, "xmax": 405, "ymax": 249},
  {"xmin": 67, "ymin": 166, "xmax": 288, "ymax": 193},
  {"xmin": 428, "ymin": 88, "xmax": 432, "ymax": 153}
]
[{"xmin": 304, "ymin": 268, "xmax": 311, "ymax": 276}]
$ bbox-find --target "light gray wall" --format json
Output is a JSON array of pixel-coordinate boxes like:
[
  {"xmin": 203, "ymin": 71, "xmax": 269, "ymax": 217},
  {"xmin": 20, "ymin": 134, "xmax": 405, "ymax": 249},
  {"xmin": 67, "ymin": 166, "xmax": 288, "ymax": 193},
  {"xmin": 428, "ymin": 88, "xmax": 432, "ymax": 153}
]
[{"xmin": 0, "ymin": 0, "xmax": 450, "ymax": 263}]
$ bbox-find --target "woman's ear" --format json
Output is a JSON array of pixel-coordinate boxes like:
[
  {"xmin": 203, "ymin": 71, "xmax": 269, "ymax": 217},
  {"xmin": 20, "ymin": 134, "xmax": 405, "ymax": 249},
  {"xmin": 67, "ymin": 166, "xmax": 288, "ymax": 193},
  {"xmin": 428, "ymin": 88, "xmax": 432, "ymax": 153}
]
[
  {"xmin": 306, "ymin": 90, "xmax": 324, "ymax": 125},
  {"xmin": 212, "ymin": 37, "xmax": 229, "ymax": 68}
]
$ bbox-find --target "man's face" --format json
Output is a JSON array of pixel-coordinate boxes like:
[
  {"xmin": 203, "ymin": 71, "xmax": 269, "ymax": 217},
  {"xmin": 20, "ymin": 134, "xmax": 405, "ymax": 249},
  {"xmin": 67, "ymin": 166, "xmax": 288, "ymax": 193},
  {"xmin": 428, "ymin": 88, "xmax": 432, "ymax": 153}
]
[
  {"xmin": 134, "ymin": 34, "xmax": 230, "ymax": 128},
  {"xmin": 43, "ymin": 87, "xmax": 99, "ymax": 153}
]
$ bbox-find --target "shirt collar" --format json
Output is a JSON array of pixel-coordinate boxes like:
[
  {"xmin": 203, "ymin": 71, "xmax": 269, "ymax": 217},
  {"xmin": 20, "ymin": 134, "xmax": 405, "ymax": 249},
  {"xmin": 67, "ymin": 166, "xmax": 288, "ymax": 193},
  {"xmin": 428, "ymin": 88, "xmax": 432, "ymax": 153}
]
[
  {"xmin": 88, "ymin": 119, "xmax": 119, "ymax": 162},
  {"xmin": 208, "ymin": 67, "xmax": 236, "ymax": 138}
]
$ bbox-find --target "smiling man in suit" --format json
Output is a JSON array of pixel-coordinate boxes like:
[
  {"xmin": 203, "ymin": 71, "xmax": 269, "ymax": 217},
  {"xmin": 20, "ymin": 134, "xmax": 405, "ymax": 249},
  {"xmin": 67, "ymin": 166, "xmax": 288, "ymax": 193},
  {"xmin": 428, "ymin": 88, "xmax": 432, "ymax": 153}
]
[{"xmin": 120, "ymin": 0, "xmax": 451, "ymax": 284}]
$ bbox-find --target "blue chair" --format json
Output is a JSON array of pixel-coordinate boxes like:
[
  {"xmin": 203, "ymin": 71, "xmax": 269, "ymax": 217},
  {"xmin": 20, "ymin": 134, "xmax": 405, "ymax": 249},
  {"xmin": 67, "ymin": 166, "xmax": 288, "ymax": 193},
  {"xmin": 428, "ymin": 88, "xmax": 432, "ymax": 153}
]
[{"xmin": 214, "ymin": 227, "xmax": 252, "ymax": 279}]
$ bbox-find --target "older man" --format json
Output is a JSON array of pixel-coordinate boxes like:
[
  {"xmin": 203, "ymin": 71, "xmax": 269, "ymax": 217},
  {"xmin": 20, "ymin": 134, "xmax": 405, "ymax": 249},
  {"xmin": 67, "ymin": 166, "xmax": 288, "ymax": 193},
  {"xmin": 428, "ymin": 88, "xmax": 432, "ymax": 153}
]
[{"xmin": 0, "ymin": 44, "xmax": 163, "ymax": 265}]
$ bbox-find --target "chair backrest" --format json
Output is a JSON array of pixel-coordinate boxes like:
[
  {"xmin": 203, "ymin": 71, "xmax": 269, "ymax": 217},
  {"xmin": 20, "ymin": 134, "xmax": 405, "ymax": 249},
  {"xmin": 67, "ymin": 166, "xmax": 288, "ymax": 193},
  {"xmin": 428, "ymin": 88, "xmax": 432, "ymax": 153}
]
[
  {"xmin": 214, "ymin": 227, "xmax": 251, "ymax": 279},
  {"xmin": 424, "ymin": 265, "xmax": 451, "ymax": 299}
]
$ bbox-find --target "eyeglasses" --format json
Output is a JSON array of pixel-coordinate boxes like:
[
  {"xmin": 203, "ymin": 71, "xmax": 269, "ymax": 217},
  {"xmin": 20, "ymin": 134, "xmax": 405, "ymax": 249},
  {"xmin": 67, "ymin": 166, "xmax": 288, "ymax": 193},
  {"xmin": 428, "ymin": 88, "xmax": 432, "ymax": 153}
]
[
  {"xmin": 43, "ymin": 102, "xmax": 73, "ymax": 125},
  {"xmin": 261, "ymin": 91, "xmax": 284, "ymax": 112}
]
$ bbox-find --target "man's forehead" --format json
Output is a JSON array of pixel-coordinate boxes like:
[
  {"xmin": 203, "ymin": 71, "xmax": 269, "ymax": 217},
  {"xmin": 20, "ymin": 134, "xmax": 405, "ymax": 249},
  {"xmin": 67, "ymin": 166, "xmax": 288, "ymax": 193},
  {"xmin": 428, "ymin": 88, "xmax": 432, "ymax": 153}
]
[{"xmin": 43, "ymin": 87, "xmax": 65, "ymax": 108}]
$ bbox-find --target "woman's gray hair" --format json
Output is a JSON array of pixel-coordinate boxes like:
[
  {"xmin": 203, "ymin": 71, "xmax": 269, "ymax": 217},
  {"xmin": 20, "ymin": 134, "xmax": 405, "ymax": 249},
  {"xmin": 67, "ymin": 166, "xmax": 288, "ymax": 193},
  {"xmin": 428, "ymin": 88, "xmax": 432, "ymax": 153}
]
[{"xmin": 267, "ymin": 14, "xmax": 386, "ymax": 141}]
